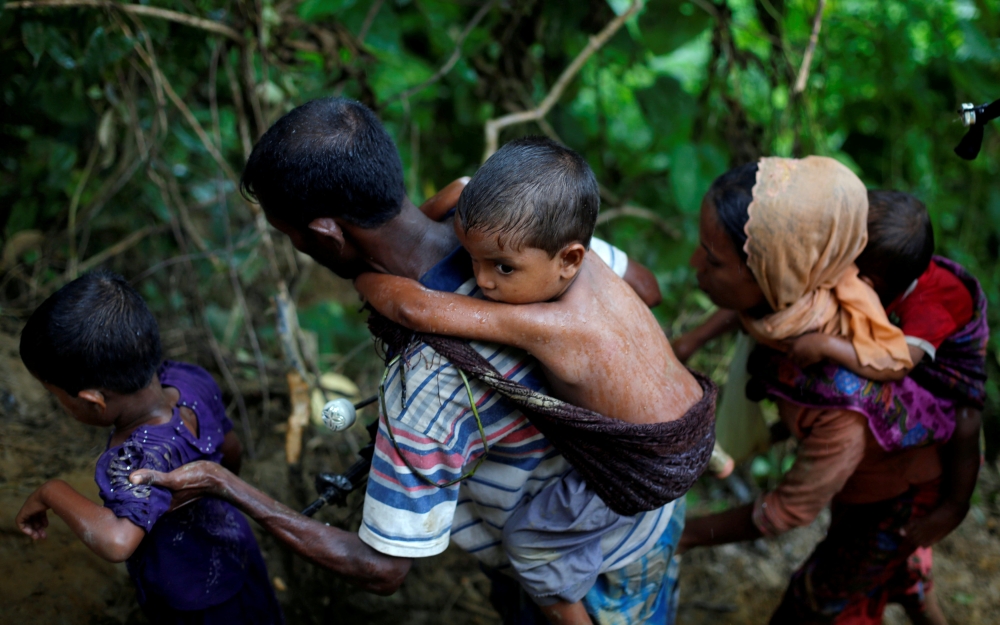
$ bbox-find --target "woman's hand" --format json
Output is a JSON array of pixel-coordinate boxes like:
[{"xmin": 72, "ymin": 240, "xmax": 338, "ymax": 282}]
[
  {"xmin": 901, "ymin": 500, "xmax": 970, "ymax": 547},
  {"xmin": 787, "ymin": 333, "xmax": 832, "ymax": 368},
  {"xmin": 130, "ymin": 461, "xmax": 233, "ymax": 510},
  {"xmin": 16, "ymin": 486, "xmax": 52, "ymax": 540}
]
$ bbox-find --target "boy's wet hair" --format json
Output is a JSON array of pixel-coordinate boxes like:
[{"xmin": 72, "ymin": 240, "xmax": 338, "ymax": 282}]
[
  {"xmin": 456, "ymin": 136, "xmax": 599, "ymax": 256},
  {"xmin": 20, "ymin": 270, "xmax": 162, "ymax": 396},
  {"xmin": 705, "ymin": 162, "xmax": 759, "ymax": 260},
  {"xmin": 241, "ymin": 97, "xmax": 406, "ymax": 230},
  {"xmin": 856, "ymin": 190, "xmax": 934, "ymax": 303}
]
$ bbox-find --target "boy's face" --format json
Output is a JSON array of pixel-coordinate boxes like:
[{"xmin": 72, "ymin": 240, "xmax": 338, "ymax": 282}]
[
  {"xmin": 33, "ymin": 375, "xmax": 111, "ymax": 428},
  {"xmin": 456, "ymin": 221, "xmax": 583, "ymax": 304}
]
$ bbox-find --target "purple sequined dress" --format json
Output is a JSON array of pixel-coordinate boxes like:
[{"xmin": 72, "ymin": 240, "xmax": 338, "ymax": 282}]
[{"xmin": 96, "ymin": 361, "xmax": 283, "ymax": 624}]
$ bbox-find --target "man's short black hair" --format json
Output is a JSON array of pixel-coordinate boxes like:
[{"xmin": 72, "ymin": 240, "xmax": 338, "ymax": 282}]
[
  {"xmin": 706, "ymin": 162, "xmax": 759, "ymax": 260},
  {"xmin": 241, "ymin": 97, "xmax": 407, "ymax": 229},
  {"xmin": 20, "ymin": 270, "xmax": 162, "ymax": 395},
  {"xmin": 456, "ymin": 136, "xmax": 599, "ymax": 256},
  {"xmin": 855, "ymin": 190, "xmax": 934, "ymax": 302}
]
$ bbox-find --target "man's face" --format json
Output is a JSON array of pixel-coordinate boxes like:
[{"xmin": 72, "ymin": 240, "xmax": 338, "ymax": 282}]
[{"xmin": 265, "ymin": 211, "xmax": 367, "ymax": 279}]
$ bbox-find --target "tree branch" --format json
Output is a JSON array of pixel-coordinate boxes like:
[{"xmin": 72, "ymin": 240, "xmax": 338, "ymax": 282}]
[
  {"xmin": 793, "ymin": 0, "xmax": 826, "ymax": 94},
  {"xmin": 384, "ymin": 0, "xmax": 496, "ymax": 106},
  {"xmin": 482, "ymin": 0, "xmax": 644, "ymax": 160},
  {"xmin": 6, "ymin": 0, "xmax": 246, "ymax": 44},
  {"xmin": 597, "ymin": 205, "xmax": 680, "ymax": 239}
]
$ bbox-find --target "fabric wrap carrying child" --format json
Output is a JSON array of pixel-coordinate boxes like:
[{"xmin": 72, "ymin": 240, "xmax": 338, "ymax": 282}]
[
  {"xmin": 15, "ymin": 271, "xmax": 283, "ymax": 625},
  {"xmin": 356, "ymin": 136, "xmax": 716, "ymax": 625}
]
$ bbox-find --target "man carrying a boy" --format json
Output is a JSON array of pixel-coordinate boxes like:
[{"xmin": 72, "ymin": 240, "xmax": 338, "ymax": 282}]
[{"xmin": 132, "ymin": 97, "xmax": 684, "ymax": 623}]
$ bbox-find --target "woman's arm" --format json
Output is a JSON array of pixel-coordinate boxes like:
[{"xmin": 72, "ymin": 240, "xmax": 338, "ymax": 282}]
[
  {"xmin": 355, "ymin": 272, "xmax": 552, "ymax": 350},
  {"xmin": 130, "ymin": 462, "xmax": 411, "ymax": 595},
  {"xmin": 418, "ymin": 177, "xmax": 470, "ymax": 222},
  {"xmin": 788, "ymin": 333, "xmax": 923, "ymax": 381},
  {"xmin": 902, "ymin": 406, "xmax": 981, "ymax": 546},
  {"xmin": 671, "ymin": 309, "xmax": 740, "ymax": 364},
  {"xmin": 15, "ymin": 479, "xmax": 145, "ymax": 563}
]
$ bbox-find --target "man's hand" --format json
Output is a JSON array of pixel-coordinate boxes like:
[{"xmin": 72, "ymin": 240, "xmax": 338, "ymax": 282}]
[
  {"xmin": 787, "ymin": 333, "xmax": 831, "ymax": 368},
  {"xmin": 901, "ymin": 500, "xmax": 970, "ymax": 548},
  {"xmin": 16, "ymin": 486, "xmax": 51, "ymax": 540},
  {"xmin": 130, "ymin": 461, "xmax": 231, "ymax": 511}
]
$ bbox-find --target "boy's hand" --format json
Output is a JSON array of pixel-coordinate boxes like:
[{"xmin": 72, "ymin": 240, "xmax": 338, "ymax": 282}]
[
  {"xmin": 788, "ymin": 333, "xmax": 831, "ymax": 368},
  {"xmin": 16, "ymin": 487, "xmax": 52, "ymax": 540},
  {"xmin": 901, "ymin": 500, "xmax": 970, "ymax": 547}
]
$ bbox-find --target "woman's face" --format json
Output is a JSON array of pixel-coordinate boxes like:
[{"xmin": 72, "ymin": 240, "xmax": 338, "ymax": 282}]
[{"xmin": 690, "ymin": 197, "xmax": 767, "ymax": 313}]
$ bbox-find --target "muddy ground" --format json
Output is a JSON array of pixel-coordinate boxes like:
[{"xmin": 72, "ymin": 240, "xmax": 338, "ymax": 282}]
[{"xmin": 3, "ymin": 329, "xmax": 1000, "ymax": 625}]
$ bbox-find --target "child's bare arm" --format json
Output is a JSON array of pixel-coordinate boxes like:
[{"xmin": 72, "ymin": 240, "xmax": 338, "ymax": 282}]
[
  {"xmin": 15, "ymin": 479, "xmax": 145, "ymax": 563},
  {"xmin": 621, "ymin": 260, "xmax": 662, "ymax": 308},
  {"xmin": 788, "ymin": 333, "xmax": 923, "ymax": 381},
  {"xmin": 355, "ymin": 272, "xmax": 553, "ymax": 350},
  {"xmin": 672, "ymin": 309, "xmax": 740, "ymax": 364},
  {"xmin": 903, "ymin": 406, "xmax": 981, "ymax": 547},
  {"xmin": 418, "ymin": 177, "xmax": 470, "ymax": 222},
  {"xmin": 219, "ymin": 430, "xmax": 243, "ymax": 476}
]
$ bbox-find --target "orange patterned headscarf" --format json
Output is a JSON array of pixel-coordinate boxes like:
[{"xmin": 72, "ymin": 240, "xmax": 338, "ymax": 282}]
[{"xmin": 739, "ymin": 156, "xmax": 912, "ymax": 372}]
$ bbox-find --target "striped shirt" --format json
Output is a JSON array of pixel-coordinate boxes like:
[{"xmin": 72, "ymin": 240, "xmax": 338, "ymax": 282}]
[{"xmin": 359, "ymin": 239, "xmax": 675, "ymax": 573}]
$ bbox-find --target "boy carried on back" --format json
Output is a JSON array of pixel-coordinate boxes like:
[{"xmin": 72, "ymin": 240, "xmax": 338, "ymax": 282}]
[{"xmin": 356, "ymin": 137, "xmax": 714, "ymax": 624}]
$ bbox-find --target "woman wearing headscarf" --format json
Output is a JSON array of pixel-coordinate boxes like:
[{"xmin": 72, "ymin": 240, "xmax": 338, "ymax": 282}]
[{"xmin": 679, "ymin": 157, "xmax": 953, "ymax": 624}]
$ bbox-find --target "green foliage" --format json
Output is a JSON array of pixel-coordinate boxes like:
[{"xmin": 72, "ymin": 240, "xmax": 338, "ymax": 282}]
[{"xmin": 1, "ymin": 0, "xmax": 999, "ymax": 447}]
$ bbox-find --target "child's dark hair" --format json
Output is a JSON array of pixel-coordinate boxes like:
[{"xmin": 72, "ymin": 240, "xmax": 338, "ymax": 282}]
[
  {"xmin": 241, "ymin": 97, "xmax": 406, "ymax": 230},
  {"xmin": 855, "ymin": 190, "xmax": 934, "ymax": 303},
  {"xmin": 20, "ymin": 270, "xmax": 162, "ymax": 395},
  {"xmin": 456, "ymin": 136, "xmax": 599, "ymax": 256},
  {"xmin": 705, "ymin": 162, "xmax": 759, "ymax": 260}
]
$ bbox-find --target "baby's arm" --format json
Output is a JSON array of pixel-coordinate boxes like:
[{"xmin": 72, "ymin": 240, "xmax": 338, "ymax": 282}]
[
  {"xmin": 903, "ymin": 406, "xmax": 981, "ymax": 547},
  {"xmin": 355, "ymin": 272, "xmax": 551, "ymax": 349},
  {"xmin": 418, "ymin": 177, "xmax": 470, "ymax": 222},
  {"xmin": 788, "ymin": 333, "xmax": 924, "ymax": 381},
  {"xmin": 672, "ymin": 309, "xmax": 740, "ymax": 364},
  {"xmin": 15, "ymin": 479, "xmax": 145, "ymax": 563}
]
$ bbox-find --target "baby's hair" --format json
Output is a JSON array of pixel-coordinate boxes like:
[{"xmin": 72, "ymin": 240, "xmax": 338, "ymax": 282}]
[
  {"xmin": 855, "ymin": 190, "xmax": 934, "ymax": 303},
  {"xmin": 705, "ymin": 162, "xmax": 759, "ymax": 260},
  {"xmin": 456, "ymin": 136, "xmax": 599, "ymax": 256},
  {"xmin": 20, "ymin": 270, "xmax": 162, "ymax": 396}
]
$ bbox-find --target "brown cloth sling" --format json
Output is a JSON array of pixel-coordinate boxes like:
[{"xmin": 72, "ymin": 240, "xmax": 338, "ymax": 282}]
[{"xmin": 369, "ymin": 311, "xmax": 718, "ymax": 517}]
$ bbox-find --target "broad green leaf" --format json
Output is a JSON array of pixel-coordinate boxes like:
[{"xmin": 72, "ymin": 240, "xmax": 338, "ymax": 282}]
[{"xmin": 21, "ymin": 22, "xmax": 47, "ymax": 65}]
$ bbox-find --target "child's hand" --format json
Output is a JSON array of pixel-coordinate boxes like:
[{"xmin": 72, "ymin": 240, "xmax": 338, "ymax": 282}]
[
  {"xmin": 15, "ymin": 487, "xmax": 51, "ymax": 540},
  {"xmin": 787, "ymin": 333, "xmax": 831, "ymax": 368},
  {"xmin": 901, "ymin": 500, "xmax": 970, "ymax": 547}
]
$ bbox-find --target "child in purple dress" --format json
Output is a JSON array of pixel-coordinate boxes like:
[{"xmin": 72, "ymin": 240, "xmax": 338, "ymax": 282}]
[{"xmin": 15, "ymin": 271, "xmax": 283, "ymax": 625}]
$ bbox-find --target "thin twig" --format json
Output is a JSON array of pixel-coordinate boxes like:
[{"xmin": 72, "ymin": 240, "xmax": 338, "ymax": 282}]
[
  {"xmin": 597, "ymin": 206, "xmax": 681, "ymax": 239},
  {"xmin": 385, "ymin": 0, "xmax": 497, "ymax": 106},
  {"xmin": 357, "ymin": 0, "xmax": 384, "ymax": 44},
  {"xmin": 793, "ymin": 0, "xmax": 826, "ymax": 94},
  {"xmin": 6, "ymin": 0, "xmax": 246, "ymax": 44},
  {"xmin": 482, "ymin": 0, "xmax": 644, "ymax": 159},
  {"xmin": 66, "ymin": 139, "xmax": 101, "ymax": 279}
]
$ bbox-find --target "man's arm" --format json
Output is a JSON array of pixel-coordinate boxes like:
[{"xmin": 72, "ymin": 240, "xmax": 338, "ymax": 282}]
[
  {"xmin": 788, "ymin": 333, "xmax": 923, "ymax": 381},
  {"xmin": 355, "ymin": 272, "xmax": 555, "ymax": 350},
  {"xmin": 130, "ymin": 462, "xmax": 411, "ymax": 595},
  {"xmin": 621, "ymin": 260, "xmax": 662, "ymax": 308},
  {"xmin": 15, "ymin": 479, "xmax": 145, "ymax": 563},
  {"xmin": 418, "ymin": 177, "xmax": 470, "ymax": 222}
]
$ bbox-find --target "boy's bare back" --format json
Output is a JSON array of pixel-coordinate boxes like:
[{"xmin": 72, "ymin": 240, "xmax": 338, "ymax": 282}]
[
  {"xmin": 356, "ymin": 253, "xmax": 703, "ymax": 426},
  {"xmin": 525, "ymin": 252, "xmax": 703, "ymax": 424}
]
